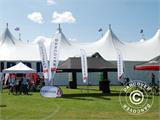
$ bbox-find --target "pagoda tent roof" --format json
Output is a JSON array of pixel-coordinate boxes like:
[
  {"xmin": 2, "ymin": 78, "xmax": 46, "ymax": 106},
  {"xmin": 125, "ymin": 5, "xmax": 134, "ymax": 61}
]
[
  {"xmin": 134, "ymin": 55, "xmax": 160, "ymax": 70},
  {"xmin": 58, "ymin": 53, "xmax": 117, "ymax": 72},
  {"xmin": 3, "ymin": 62, "xmax": 36, "ymax": 73}
]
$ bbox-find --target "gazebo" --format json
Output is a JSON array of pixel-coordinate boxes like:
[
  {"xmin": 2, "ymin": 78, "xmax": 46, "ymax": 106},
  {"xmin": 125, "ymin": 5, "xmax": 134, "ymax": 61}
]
[
  {"xmin": 3, "ymin": 62, "xmax": 36, "ymax": 73},
  {"xmin": 134, "ymin": 55, "xmax": 160, "ymax": 85},
  {"xmin": 134, "ymin": 55, "xmax": 160, "ymax": 71},
  {"xmin": 58, "ymin": 53, "xmax": 117, "ymax": 93}
]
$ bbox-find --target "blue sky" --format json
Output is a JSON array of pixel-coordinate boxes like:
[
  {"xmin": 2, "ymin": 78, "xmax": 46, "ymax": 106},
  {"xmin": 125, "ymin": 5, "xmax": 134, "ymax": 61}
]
[{"xmin": 0, "ymin": 0, "xmax": 159, "ymax": 42}]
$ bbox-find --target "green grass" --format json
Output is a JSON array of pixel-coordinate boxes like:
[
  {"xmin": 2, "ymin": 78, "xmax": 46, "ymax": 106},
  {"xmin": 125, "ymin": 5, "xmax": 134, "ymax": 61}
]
[{"xmin": 0, "ymin": 86, "xmax": 160, "ymax": 120}]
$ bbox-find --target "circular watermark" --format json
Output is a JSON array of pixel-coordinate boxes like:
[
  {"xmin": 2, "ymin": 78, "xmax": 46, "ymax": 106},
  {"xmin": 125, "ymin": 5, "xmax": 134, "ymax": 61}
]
[{"xmin": 119, "ymin": 80, "xmax": 154, "ymax": 115}]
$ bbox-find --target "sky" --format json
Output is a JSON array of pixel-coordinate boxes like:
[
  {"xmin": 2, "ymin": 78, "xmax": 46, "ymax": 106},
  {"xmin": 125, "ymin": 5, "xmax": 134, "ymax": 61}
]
[{"xmin": 0, "ymin": 0, "xmax": 159, "ymax": 43}]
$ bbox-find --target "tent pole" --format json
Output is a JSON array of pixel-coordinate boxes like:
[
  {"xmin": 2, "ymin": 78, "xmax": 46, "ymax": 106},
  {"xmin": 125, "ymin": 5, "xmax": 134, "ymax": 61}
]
[
  {"xmin": 0, "ymin": 73, "xmax": 3, "ymax": 93},
  {"xmin": 87, "ymin": 76, "xmax": 89, "ymax": 94}
]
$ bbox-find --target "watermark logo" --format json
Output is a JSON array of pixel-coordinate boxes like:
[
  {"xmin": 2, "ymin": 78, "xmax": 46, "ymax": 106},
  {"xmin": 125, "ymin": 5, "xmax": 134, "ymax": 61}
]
[{"xmin": 119, "ymin": 80, "xmax": 154, "ymax": 115}]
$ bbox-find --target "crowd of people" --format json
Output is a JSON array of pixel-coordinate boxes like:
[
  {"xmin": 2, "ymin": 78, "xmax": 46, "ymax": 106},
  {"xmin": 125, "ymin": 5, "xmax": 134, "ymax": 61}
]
[
  {"xmin": 3, "ymin": 73, "xmax": 44, "ymax": 95},
  {"xmin": 7, "ymin": 74, "xmax": 29, "ymax": 95}
]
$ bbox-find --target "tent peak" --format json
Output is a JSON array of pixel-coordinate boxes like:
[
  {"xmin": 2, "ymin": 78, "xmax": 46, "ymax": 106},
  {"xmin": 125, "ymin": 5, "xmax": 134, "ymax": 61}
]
[
  {"xmin": 0, "ymin": 27, "xmax": 16, "ymax": 45},
  {"xmin": 98, "ymin": 26, "xmax": 125, "ymax": 45},
  {"xmin": 152, "ymin": 28, "xmax": 160, "ymax": 40},
  {"xmin": 0, "ymin": 25, "xmax": 22, "ymax": 46},
  {"xmin": 109, "ymin": 24, "xmax": 112, "ymax": 30},
  {"xmin": 55, "ymin": 24, "xmax": 71, "ymax": 46},
  {"xmin": 57, "ymin": 24, "xmax": 62, "ymax": 33},
  {"xmin": 6, "ymin": 23, "xmax": 8, "ymax": 28}
]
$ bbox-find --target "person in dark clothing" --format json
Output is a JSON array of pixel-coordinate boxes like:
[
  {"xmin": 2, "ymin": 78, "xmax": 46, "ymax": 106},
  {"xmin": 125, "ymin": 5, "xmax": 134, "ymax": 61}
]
[
  {"xmin": 151, "ymin": 73, "xmax": 155, "ymax": 86},
  {"xmin": 15, "ymin": 78, "xmax": 20, "ymax": 95},
  {"xmin": 22, "ymin": 74, "xmax": 29, "ymax": 95},
  {"xmin": 8, "ymin": 74, "xmax": 16, "ymax": 95}
]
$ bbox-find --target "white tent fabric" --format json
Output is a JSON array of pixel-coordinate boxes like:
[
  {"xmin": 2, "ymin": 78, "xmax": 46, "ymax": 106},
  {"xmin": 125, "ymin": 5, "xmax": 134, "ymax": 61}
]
[
  {"xmin": 35, "ymin": 27, "xmax": 160, "ymax": 61},
  {"xmin": 0, "ymin": 25, "xmax": 160, "ymax": 61},
  {"xmin": 0, "ymin": 27, "xmax": 40, "ymax": 61},
  {"xmin": 89, "ymin": 28, "xmax": 160, "ymax": 61},
  {"xmin": 3, "ymin": 62, "xmax": 36, "ymax": 73}
]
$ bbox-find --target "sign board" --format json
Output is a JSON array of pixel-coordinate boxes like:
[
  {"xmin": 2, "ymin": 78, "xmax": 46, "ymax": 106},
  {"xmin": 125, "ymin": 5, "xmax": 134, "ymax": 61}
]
[{"xmin": 40, "ymin": 86, "xmax": 62, "ymax": 98}]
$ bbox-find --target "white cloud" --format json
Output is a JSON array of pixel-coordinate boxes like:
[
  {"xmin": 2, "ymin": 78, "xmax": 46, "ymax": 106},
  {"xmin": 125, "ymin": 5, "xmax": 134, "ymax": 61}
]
[
  {"xmin": 52, "ymin": 11, "xmax": 76, "ymax": 24},
  {"xmin": 27, "ymin": 12, "xmax": 44, "ymax": 24},
  {"xmin": 47, "ymin": 0, "xmax": 56, "ymax": 5}
]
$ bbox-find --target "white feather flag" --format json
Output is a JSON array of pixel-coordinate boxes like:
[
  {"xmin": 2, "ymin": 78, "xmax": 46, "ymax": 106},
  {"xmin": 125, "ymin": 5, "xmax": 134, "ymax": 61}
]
[
  {"xmin": 49, "ymin": 33, "xmax": 61, "ymax": 84},
  {"xmin": 117, "ymin": 49, "xmax": 124, "ymax": 80},
  {"xmin": 38, "ymin": 41, "xmax": 49, "ymax": 80},
  {"xmin": 80, "ymin": 49, "xmax": 88, "ymax": 83}
]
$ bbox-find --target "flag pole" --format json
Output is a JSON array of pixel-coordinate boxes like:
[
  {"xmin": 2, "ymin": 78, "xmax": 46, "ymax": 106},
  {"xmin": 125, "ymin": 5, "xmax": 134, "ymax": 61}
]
[
  {"xmin": 101, "ymin": 32, "xmax": 103, "ymax": 37},
  {"xmin": 140, "ymin": 29, "xmax": 145, "ymax": 40},
  {"xmin": 6, "ymin": 23, "xmax": 8, "ymax": 28},
  {"xmin": 0, "ymin": 73, "xmax": 3, "ymax": 93},
  {"xmin": 98, "ymin": 28, "xmax": 103, "ymax": 37},
  {"xmin": 19, "ymin": 33, "xmax": 21, "ymax": 41},
  {"xmin": 87, "ymin": 77, "xmax": 89, "ymax": 94},
  {"xmin": 0, "ymin": 73, "xmax": 7, "ymax": 107}
]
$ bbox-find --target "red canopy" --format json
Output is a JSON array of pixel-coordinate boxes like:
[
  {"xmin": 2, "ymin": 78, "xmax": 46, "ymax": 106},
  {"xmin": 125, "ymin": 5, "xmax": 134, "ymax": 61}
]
[
  {"xmin": 134, "ymin": 55, "xmax": 160, "ymax": 71},
  {"xmin": 134, "ymin": 65, "xmax": 160, "ymax": 70}
]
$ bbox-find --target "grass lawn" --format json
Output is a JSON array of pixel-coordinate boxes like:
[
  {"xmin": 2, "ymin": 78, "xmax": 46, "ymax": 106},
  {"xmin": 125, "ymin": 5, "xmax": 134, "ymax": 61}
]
[{"xmin": 0, "ymin": 86, "xmax": 160, "ymax": 120}]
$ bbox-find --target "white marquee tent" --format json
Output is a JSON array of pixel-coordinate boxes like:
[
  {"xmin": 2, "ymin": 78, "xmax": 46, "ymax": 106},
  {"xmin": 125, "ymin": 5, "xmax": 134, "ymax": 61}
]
[
  {"xmin": 0, "ymin": 26, "xmax": 40, "ymax": 61},
  {"xmin": 0, "ymin": 24, "xmax": 160, "ymax": 85},
  {"xmin": 34, "ymin": 26, "xmax": 160, "ymax": 61},
  {"xmin": 0, "ymin": 25, "xmax": 160, "ymax": 61}
]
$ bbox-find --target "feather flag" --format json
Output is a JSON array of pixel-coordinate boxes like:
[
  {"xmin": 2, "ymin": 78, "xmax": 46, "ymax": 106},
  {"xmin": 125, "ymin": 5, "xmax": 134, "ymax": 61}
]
[
  {"xmin": 38, "ymin": 40, "xmax": 49, "ymax": 82},
  {"xmin": 49, "ymin": 33, "xmax": 61, "ymax": 84},
  {"xmin": 117, "ymin": 49, "xmax": 124, "ymax": 80},
  {"xmin": 80, "ymin": 49, "xmax": 88, "ymax": 83}
]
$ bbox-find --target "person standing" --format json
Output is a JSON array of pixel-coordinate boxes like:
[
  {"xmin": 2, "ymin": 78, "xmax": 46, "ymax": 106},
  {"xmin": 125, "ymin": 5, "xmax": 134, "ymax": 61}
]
[
  {"xmin": 9, "ymin": 74, "xmax": 16, "ymax": 95},
  {"xmin": 22, "ymin": 74, "xmax": 29, "ymax": 95},
  {"xmin": 15, "ymin": 76, "xmax": 20, "ymax": 95},
  {"xmin": 151, "ymin": 73, "xmax": 155, "ymax": 86}
]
